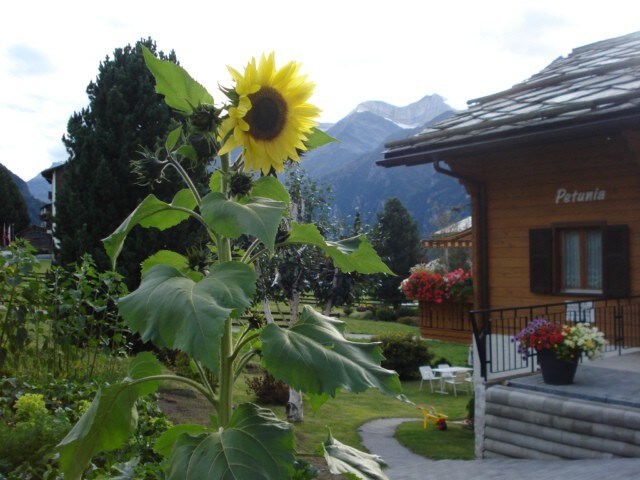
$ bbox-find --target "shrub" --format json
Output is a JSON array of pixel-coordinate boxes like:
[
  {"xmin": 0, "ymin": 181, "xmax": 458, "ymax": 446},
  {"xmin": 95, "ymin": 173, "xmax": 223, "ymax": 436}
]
[
  {"xmin": 397, "ymin": 316, "xmax": 418, "ymax": 327},
  {"xmin": 397, "ymin": 305, "xmax": 418, "ymax": 317},
  {"xmin": 246, "ymin": 371, "xmax": 290, "ymax": 405},
  {"xmin": 342, "ymin": 306, "xmax": 354, "ymax": 316},
  {"xmin": 374, "ymin": 307, "xmax": 397, "ymax": 322},
  {"xmin": 466, "ymin": 395, "xmax": 475, "ymax": 428},
  {"xmin": 14, "ymin": 393, "xmax": 47, "ymax": 421},
  {"xmin": 373, "ymin": 333, "xmax": 432, "ymax": 380},
  {"xmin": 0, "ymin": 377, "xmax": 171, "ymax": 479},
  {"xmin": 0, "ymin": 412, "xmax": 71, "ymax": 476},
  {"xmin": 432, "ymin": 356, "xmax": 451, "ymax": 368}
]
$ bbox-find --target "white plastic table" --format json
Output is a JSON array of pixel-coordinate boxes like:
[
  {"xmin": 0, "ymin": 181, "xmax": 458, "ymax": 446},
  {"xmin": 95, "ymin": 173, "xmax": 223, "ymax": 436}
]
[{"xmin": 432, "ymin": 366, "xmax": 472, "ymax": 394}]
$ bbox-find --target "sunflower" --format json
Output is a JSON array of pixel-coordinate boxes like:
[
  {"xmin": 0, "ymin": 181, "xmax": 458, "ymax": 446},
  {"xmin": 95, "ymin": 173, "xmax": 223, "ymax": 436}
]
[{"xmin": 219, "ymin": 53, "xmax": 320, "ymax": 174}]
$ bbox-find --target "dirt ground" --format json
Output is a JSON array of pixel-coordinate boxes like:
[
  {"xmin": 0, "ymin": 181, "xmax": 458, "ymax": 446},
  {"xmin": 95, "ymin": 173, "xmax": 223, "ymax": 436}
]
[{"xmin": 157, "ymin": 388, "xmax": 343, "ymax": 479}]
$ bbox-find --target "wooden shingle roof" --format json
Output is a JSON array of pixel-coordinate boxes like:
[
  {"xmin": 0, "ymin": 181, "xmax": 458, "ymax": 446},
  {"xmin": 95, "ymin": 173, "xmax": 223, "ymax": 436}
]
[{"xmin": 380, "ymin": 31, "xmax": 640, "ymax": 167}]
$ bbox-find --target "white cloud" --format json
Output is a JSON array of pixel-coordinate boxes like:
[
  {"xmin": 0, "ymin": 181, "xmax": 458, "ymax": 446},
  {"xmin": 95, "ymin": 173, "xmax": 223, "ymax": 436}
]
[{"xmin": 1, "ymin": 0, "xmax": 639, "ymax": 180}]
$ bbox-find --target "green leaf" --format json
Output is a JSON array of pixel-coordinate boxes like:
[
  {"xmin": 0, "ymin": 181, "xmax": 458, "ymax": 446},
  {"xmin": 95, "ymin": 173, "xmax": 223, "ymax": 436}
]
[
  {"xmin": 165, "ymin": 125, "xmax": 182, "ymax": 152},
  {"xmin": 119, "ymin": 262, "xmax": 256, "ymax": 375},
  {"xmin": 167, "ymin": 403, "xmax": 295, "ymax": 480},
  {"xmin": 102, "ymin": 189, "xmax": 197, "ymax": 268},
  {"xmin": 260, "ymin": 306, "xmax": 402, "ymax": 401},
  {"xmin": 56, "ymin": 353, "xmax": 162, "ymax": 480},
  {"xmin": 250, "ymin": 176, "xmax": 290, "ymax": 206},
  {"xmin": 285, "ymin": 223, "xmax": 393, "ymax": 274},
  {"xmin": 323, "ymin": 430, "xmax": 388, "ymax": 480},
  {"xmin": 141, "ymin": 250, "xmax": 202, "ymax": 281},
  {"xmin": 209, "ymin": 170, "xmax": 223, "ymax": 193},
  {"xmin": 142, "ymin": 46, "xmax": 213, "ymax": 114},
  {"xmin": 155, "ymin": 424, "xmax": 209, "ymax": 458},
  {"xmin": 305, "ymin": 127, "xmax": 338, "ymax": 151},
  {"xmin": 201, "ymin": 192, "xmax": 286, "ymax": 251},
  {"xmin": 177, "ymin": 144, "xmax": 197, "ymax": 161}
]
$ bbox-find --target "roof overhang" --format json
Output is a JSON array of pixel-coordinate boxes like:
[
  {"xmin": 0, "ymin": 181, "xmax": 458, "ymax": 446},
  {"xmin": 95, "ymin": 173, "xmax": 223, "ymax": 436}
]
[{"xmin": 378, "ymin": 108, "xmax": 640, "ymax": 168}]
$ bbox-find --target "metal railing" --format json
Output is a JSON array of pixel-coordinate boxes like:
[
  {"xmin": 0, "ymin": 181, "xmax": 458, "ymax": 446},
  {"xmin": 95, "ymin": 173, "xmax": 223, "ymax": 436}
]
[{"xmin": 469, "ymin": 296, "xmax": 640, "ymax": 380}]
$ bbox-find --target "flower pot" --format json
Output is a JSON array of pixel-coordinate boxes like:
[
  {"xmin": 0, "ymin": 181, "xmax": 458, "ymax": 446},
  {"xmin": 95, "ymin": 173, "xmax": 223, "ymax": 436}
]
[{"xmin": 536, "ymin": 349, "xmax": 579, "ymax": 385}]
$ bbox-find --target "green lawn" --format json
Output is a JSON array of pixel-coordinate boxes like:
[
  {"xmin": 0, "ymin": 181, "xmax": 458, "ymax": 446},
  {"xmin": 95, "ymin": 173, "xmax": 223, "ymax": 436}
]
[
  {"xmin": 163, "ymin": 316, "xmax": 475, "ymax": 460},
  {"xmin": 395, "ymin": 420, "xmax": 475, "ymax": 459},
  {"xmin": 247, "ymin": 377, "xmax": 472, "ymax": 456},
  {"xmin": 342, "ymin": 317, "xmax": 419, "ymax": 336}
]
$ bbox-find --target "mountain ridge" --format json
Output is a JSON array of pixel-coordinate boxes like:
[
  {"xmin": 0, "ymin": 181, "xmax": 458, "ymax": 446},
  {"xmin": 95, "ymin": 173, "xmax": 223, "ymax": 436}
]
[{"xmin": 302, "ymin": 96, "xmax": 469, "ymax": 235}]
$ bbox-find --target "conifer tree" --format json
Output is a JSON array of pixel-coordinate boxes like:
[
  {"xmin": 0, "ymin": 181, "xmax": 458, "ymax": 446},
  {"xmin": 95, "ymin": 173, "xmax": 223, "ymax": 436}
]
[
  {"xmin": 372, "ymin": 197, "xmax": 422, "ymax": 307},
  {"xmin": 0, "ymin": 164, "xmax": 30, "ymax": 234},
  {"xmin": 55, "ymin": 39, "xmax": 206, "ymax": 286}
]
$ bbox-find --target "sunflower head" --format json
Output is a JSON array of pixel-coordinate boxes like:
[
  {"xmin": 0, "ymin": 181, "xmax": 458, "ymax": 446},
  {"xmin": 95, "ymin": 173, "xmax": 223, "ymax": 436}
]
[{"xmin": 219, "ymin": 53, "xmax": 320, "ymax": 174}]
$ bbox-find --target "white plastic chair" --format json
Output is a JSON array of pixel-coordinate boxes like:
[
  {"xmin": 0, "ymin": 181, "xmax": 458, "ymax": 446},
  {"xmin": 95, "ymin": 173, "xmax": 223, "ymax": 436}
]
[
  {"xmin": 438, "ymin": 363, "xmax": 453, "ymax": 380},
  {"xmin": 444, "ymin": 371, "xmax": 470, "ymax": 397},
  {"xmin": 419, "ymin": 366, "xmax": 439, "ymax": 392}
]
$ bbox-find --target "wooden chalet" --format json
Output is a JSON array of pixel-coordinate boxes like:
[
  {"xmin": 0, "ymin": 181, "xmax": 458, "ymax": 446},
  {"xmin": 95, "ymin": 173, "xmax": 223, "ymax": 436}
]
[{"xmin": 380, "ymin": 29, "xmax": 640, "ymax": 461}]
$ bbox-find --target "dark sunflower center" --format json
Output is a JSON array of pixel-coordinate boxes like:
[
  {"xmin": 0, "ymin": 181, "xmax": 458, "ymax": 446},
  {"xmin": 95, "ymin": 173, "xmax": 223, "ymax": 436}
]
[{"xmin": 246, "ymin": 86, "xmax": 288, "ymax": 140}]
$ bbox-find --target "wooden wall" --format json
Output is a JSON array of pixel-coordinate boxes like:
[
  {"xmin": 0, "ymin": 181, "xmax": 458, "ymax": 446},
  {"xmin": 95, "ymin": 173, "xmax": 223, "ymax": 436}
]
[{"xmin": 449, "ymin": 130, "xmax": 640, "ymax": 311}]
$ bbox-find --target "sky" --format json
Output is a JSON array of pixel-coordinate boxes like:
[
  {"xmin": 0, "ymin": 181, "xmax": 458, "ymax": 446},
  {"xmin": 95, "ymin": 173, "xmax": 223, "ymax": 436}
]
[{"xmin": 1, "ymin": 0, "xmax": 639, "ymax": 182}]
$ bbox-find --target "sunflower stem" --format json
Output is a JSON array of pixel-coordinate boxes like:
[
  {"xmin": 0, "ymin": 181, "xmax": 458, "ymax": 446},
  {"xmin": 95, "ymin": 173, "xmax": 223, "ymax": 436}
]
[
  {"xmin": 167, "ymin": 153, "xmax": 203, "ymax": 207},
  {"xmin": 218, "ymin": 152, "xmax": 234, "ymax": 428}
]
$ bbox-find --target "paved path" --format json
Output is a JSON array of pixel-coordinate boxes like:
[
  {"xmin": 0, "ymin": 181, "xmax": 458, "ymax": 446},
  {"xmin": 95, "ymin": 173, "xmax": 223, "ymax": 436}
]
[{"xmin": 359, "ymin": 417, "xmax": 640, "ymax": 480}]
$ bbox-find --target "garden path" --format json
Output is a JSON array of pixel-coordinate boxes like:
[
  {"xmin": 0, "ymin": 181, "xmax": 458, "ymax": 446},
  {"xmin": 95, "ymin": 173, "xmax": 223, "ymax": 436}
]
[{"xmin": 359, "ymin": 417, "xmax": 640, "ymax": 480}]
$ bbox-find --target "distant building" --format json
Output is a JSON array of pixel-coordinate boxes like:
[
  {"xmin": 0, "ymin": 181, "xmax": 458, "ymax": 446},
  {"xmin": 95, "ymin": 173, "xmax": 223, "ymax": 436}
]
[{"xmin": 40, "ymin": 163, "xmax": 65, "ymax": 249}]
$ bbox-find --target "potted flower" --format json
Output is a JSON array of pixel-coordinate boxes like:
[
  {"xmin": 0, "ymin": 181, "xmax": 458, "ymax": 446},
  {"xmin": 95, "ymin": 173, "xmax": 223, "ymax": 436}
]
[{"xmin": 513, "ymin": 318, "xmax": 607, "ymax": 384}]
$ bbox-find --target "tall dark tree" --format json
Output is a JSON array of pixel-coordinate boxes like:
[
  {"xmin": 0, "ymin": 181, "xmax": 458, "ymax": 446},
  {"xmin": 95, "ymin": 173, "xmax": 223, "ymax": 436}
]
[
  {"xmin": 0, "ymin": 164, "xmax": 30, "ymax": 233},
  {"xmin": 372, "ymin": 197, "xmax": 422, "ymax": 307},
  {"xmin": 55, "ymin": 39, "xmax": 206, "ymax": 286}
]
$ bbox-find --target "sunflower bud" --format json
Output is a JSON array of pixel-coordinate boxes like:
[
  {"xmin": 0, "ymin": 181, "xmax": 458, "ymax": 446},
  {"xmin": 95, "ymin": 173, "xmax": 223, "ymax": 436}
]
[
  {"xmin": 229, "ymin": 172, "xmax": 254, "ymax": 197},
  {"xmin": 191, "ymin": 104, "xmax": 222, "ymax": 133},
  {"xmin": 275, "ymin": 223, "xmax": 290, "ymax": 244},
  {"xmin": 130, "ymin": 147, "xmax": 168, "ymax": 187}
]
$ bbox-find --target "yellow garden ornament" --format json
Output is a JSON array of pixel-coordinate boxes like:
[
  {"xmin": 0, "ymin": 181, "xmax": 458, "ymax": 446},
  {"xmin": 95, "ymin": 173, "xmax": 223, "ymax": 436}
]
[{"xmin": 219, "ymin": 52, "xmax": 321, "ymax": 174}]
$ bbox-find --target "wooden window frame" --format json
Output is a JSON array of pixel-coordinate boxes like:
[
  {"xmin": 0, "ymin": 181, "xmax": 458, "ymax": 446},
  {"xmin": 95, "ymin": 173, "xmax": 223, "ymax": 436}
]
[
  {"xmin": 556, "ymin": 226, "xmax": 603, "ymax": 294},
  {"xmin": 530, "ymin": 223, "xmax": 629, "ymax": 298}
]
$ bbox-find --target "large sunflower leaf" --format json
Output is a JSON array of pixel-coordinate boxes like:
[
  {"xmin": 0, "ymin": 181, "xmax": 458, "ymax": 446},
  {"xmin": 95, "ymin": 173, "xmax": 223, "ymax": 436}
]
[
  {"xmin": 103, "ymin": 189, "xmax": 197, "ymax": 268},
  {"xmin": 140, "ymin": 250, "xmax": 203, "ymax": 282},
  {"xmin": 260, "ymin": 306, "xmax": 402, "ymax": 401},
  {"xmin": 323, "ymin": 430, "xmax": 388, "ymax": 480},
  {"xmin": 305, "ymin": 127, "xmax": 338, "ymax": 151},
  {"xmin": 249, "ymin": 176, "xmax": 290, "ymax": 206},
  {"xmin": 119, "ymin": 262, "xmax": 256, "ymax": 374},
  {"xmin": 142, "ymin": 46, "xmax": 214, "ymax": 114},
  {"xmin": 166, "ymin": 403, "xmax": 295, "ymax": 480},
  {"xmin": 201, "ymin": 192, "xmax": 286, "ymax": 251},
  {"xmin": 155, "ymin": 424, "xmax": 210, "ymax": 458},
  {"xmin": 56, "ymin": 352, "xmax": 162, "ymax": 480},
  {"xmin": 285, "ymin": 223, "xmax": 393, "ymax": 274}
]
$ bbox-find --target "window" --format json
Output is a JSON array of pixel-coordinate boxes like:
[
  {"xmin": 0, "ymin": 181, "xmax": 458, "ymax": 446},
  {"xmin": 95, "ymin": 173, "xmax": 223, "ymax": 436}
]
[
  {"xmin": 530, "ymin": 225, "xmax": 629, "ymax": 297},
  {"xmin": 560, "ymin": 228, "xmax": 602, "ymax": 293}
]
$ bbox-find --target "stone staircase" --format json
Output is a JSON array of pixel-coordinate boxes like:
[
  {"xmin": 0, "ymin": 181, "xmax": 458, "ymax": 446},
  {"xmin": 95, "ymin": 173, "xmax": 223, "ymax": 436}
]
[{"xmin": 484, "ymin": 385, "xmax": 640, "ymax": 459}]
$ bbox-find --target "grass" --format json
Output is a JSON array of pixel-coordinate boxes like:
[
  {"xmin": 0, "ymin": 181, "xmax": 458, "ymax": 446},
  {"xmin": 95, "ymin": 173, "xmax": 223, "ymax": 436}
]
[
  {"xmin": 342, "ymin": 317, "xmax": 419, "ymax": 336},
  {"xmin": 395, "ymin": 420, "xmax": 475, "ymax": 459},
  {"xmin": 424, "ymin": 339, "xmax": 471, "ymax": 366},
  {"xmin": 156, "ymin": 316, "xmax": 475, "ymax": 461},
  {"xmin": 274, "ymin": 378, "xmax": 470, "ymax": 455}
]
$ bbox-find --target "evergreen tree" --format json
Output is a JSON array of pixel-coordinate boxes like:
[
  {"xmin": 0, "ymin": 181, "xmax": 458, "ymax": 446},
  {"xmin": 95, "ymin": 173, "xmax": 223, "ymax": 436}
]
[
  {"xmin": 372, "ymin": 197, "xmax": 422, "ymax": 307},
  {"xmin": 0, "ymin": 164, "xmax": 30, "ymax": 233},
  {"xmin": 55, "ymin": 39, "xmax": 206, "ymax": 286}
]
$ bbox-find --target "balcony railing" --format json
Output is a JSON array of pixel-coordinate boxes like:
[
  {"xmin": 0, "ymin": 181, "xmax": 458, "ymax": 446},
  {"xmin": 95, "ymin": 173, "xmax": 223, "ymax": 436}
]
[{"xmin": 469, "ymin": 296, "xmax": 640, "ymax": 380}]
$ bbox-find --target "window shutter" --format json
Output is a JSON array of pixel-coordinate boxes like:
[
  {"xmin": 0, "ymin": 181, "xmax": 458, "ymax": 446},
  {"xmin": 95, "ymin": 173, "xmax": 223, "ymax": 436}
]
[
  {"xmin": 530, "ymin": 228, "xmax": 553, "ymax": 294},
  {"xmin": 603, "ymin": 225, "xmax": 630, "ymax": 297}
]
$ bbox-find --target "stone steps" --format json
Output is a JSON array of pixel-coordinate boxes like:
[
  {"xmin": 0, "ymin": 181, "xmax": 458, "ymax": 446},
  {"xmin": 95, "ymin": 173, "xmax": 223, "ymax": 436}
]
[{"xmin": 484, "ymin": 385, "xmax": 640, "ymax": 459}]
